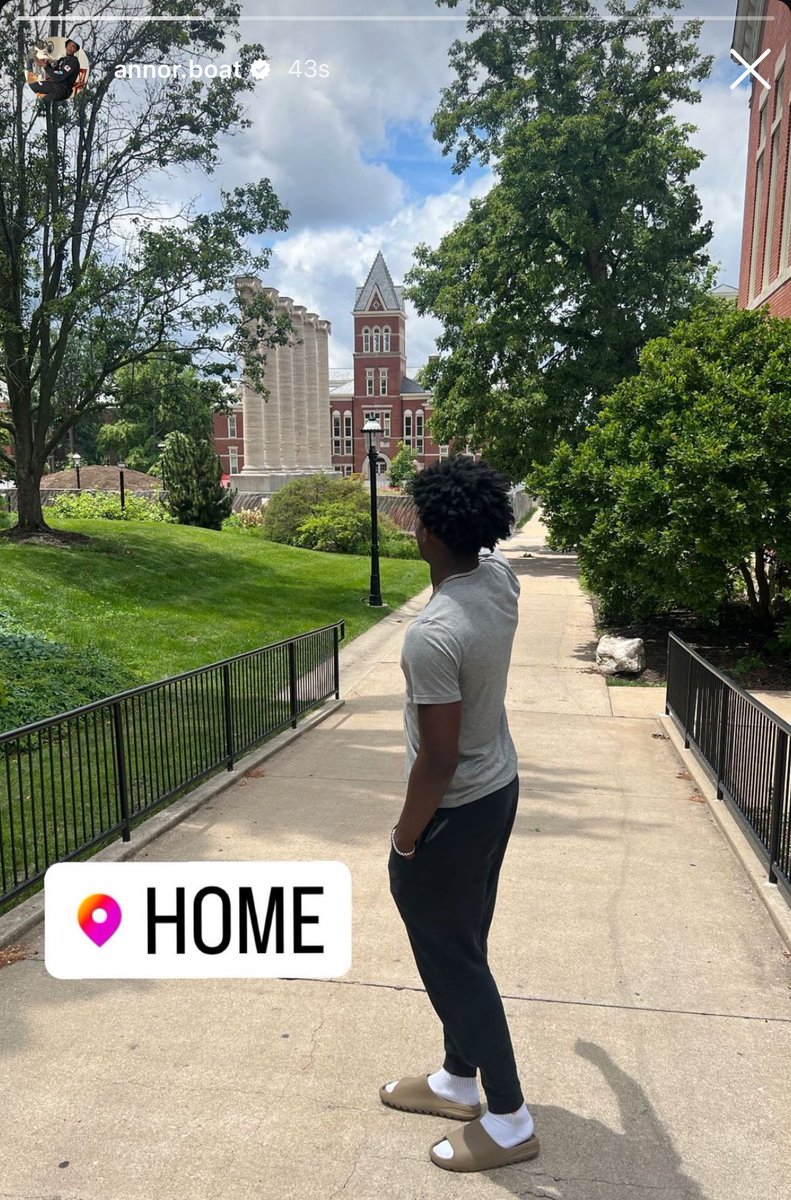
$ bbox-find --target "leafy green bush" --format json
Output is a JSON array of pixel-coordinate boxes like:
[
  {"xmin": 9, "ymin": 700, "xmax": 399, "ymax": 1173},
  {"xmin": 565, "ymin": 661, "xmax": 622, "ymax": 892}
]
[
  {"xmin": 261, "ymin": 474, "xmax": 363, "ymax": 544},
  {"xmin": 389, "ymin": 441, "xmax": 419, "ymax": 490},
  {"xmin": 380, "ymin": 528, "xmax": 421, "ymax": 559},
  {"xmin": 532, "ymin": 302, "xmax": 791, "ymax": 626},
  {"xmin": 297, "ymin": 502, "xmax": 371, "ymax": 554},
  {"xmin": 224, "ymin": 507, "xmax": 266, "ymax": 532},
  {"xmin": 46, "ymin": 491, "xmax": 171, "ymax": 522},
  {"xmin": 0, "ymin": 612, "xmax": 136, "ymax": 732}
]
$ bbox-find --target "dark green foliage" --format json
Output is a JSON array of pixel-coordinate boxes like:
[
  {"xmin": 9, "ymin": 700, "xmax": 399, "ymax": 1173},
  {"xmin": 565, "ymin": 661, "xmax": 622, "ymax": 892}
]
[
  {"xmin": 388, "ymin": 442, "xmax": 419, "ymax": 490},
  {"xmin": 261, "ymin": 475, "xmax": 364, "ymax": 544},
  {"xmin": 532, "ymin": 303, "xmax": 791, "ymax": 627},
  {"xmin": 0, "ymin": 614, "xmax": 135, "ymax": 734},
  {"xmin": 406, "ymin": 0, "xmax": 713, "ymax": 478},
  {"xmin": 97, "ymin": 353, "xmax": 228, "ymax": 473},
  {"xmin": 162, "ymin": 432, "xmax": 234, "ymax": 531},
  {"xmin": 263, "ymin": 475, "xmax": 420, "ymax": 558}
]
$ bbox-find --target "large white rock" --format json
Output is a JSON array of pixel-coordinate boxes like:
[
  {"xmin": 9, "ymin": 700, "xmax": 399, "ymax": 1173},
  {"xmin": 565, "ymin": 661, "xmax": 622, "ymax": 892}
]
[{"xmin": 596, "ymin": 635, "xmax": 646, "ymax": 676}]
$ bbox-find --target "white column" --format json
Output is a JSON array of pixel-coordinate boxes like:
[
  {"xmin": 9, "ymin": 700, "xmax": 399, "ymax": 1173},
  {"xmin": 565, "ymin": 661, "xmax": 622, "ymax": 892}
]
[
  {"xmin": 276, "ymin": 296, "xmax": 297, "ymax": 471},
  {"xmin": 311, "ymin": 319, "xmax": 333, "ymax": 470},
  {"xmin": 291, "ymin": 305, "xmax": 310, "ymax": 469},
  {"xmin": 236, "ymin": 277, "xmax": 267, "ymax": 475},
  {"xmin": 303, "ymin": 313, "xmax": 320, "ymax": 471}
]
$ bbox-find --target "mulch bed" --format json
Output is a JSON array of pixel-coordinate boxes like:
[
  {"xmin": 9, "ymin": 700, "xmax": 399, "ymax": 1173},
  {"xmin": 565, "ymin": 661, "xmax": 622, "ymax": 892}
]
[{"xmin": 592, "ymin": 598, "xmax": 791, "ymax": 690}]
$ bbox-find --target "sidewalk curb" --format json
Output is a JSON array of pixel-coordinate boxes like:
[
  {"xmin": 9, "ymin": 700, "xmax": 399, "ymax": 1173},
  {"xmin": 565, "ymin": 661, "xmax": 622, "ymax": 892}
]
[
  {"xmin": 0, "ymin": 697, "xmax": 345, "ymax": 950},
  {"xmin": 659, "ymin": 713, "xmax": 791, "ymax": 953}
]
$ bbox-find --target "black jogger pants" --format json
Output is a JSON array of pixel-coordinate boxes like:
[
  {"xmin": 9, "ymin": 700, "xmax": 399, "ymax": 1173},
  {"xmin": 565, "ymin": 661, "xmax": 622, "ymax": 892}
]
[{"xmin": 388, "ymin": 774, "xmax": 523, "ymax": 1114}]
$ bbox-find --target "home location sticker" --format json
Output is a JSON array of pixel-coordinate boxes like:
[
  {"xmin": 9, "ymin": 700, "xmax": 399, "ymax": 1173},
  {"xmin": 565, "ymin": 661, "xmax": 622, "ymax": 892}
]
[{"xmin": 45, "ymin": 861, "xmax": 352, "ymax": 979}]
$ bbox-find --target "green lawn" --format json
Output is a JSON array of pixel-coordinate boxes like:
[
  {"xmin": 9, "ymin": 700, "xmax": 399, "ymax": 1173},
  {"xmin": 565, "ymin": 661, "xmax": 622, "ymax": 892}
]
[{"xmin": 0, "ymin": 519, "xmax": 429, "ymax": 683}]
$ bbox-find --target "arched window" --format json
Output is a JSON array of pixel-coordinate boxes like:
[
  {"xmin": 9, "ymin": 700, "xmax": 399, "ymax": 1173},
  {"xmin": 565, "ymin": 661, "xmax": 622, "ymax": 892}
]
[
  {"xmin": 403, "ymin": 410, "xmax": 413, "ymax": 448},
  {"xmin": 362, "ymin": 327, "xmax": 371, "ymax": 353},
  {"xmin": 383, "ymin": 326, "xmax": 391, "ymax": 351},
  {"xmin": 343, "ymin": 410, "xmax": 353, "ymax": 456},
  {"xmin": 332, "ymin": 411, "xmax": 342, "ymax": 456},
  {"xmin": 373, "ymin": 326, "xmax": 381, "ymax": 352},
  {"xmin": 415, "ymin": 410, "xmax": 425, "ymax": 453}
]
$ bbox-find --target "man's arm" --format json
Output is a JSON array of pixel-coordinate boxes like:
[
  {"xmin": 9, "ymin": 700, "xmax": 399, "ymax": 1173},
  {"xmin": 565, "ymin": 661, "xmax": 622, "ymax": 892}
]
[{"xmin": 394, "ymin": 701, "xmax": 461, "ymax": 854}]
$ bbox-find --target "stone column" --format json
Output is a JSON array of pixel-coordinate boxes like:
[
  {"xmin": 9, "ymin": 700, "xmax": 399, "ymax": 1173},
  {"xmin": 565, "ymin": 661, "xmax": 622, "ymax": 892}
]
[
  {"xmin": 291, "ymin": 305, "xmax": 310, "ymax": 470},
  {"xmin": 235, "ymin": 277, "xmax": 267, "ymax": 475},
  {"xmin": 303, "ymin": 313, "xmax": 320, "ymax": 471},
  {"xmin": 311, "ymin": 320, "xmax": 333, "ymax": 470},
  {"xmin": 276, "ymin": 296, "xmax": 297, "ymax": 472}
]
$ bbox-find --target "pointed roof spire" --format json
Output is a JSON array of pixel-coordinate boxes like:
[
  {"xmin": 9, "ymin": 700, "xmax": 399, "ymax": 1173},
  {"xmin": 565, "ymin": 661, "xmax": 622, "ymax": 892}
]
[{"xmin": 354, "ymin": 251, "xmax": 405, "ymax": 313}]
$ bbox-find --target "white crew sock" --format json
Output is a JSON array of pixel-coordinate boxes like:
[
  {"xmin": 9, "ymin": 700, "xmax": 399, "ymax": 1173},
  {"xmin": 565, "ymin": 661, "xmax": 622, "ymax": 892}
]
[
  {"xmin": 427, "ymin": 1067, "xmax": 480, "ymax": 1105},
  {"xmin": 383, "ymin": 1067, "xmax": 479, "ymax": 1105},
  {"xmin": 432, "ymin": 1103, "xmax": 534, "ymax": 1161}
]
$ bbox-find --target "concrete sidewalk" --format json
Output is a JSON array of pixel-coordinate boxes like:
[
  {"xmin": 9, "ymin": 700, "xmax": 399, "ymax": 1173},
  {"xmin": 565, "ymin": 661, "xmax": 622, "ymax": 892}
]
[{"xmin": 1, "ymin": 511, "xmax": 789, "ymax": 1200}]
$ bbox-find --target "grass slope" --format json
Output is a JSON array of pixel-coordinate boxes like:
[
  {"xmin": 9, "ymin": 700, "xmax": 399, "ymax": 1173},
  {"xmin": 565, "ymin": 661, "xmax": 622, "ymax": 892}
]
[{"xmin": 0, "ymin": 519, "xmax": 429, "ymax": 684}]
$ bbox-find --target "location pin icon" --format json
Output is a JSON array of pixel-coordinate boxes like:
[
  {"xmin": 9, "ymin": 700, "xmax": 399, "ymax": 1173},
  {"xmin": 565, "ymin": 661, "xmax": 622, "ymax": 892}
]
[{"xmin": 77, "ymin": 894, "xmax": 122, "ymax": 947}]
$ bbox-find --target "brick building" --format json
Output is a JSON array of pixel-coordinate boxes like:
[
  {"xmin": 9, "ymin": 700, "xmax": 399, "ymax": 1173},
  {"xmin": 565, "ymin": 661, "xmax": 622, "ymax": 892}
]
[
  {"xmin": 735, "ymin": 0, "xmax": 791, "ymax": 313},
  {"xmin": 212, "ymin": 398, "xmax": 244, "ymax": 482},
  {"xmin": 329, "ymin": 252, "xmax": 444, "ymax": 477}
]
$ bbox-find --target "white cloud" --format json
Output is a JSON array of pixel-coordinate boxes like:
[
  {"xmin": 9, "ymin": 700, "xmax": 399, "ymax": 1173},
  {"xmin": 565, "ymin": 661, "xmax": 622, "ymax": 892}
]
[{"xmin": 267, "ymin": 172, "xmax": 494, "ymax": 368}]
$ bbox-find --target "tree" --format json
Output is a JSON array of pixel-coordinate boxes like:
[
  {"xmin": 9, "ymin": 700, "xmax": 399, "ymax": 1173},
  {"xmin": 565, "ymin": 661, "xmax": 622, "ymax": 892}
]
[
  {"xmin": 97, "ymin": 352, "xmax": 228, "ymax": 472},
  {"xmin": 388, "ymin": 441, "xmax": 419, "ymax": 490},
  {"xmin": 531, "ymin": 302, "xmax": 791, "ymax": 628},
  {"xmin": 406, "ymin": 0, "xmax": 713, "ymax": 479},
  {"xmin": 0, "ymin": 2, "xmax": 291, "ymax": 538},
  {"xmin": 161, "ymin": 431, "xmax": 233, "ymax": 531}
]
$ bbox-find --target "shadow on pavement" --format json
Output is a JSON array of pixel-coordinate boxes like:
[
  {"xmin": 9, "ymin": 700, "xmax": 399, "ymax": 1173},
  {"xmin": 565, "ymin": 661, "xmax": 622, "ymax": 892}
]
[{"xmin": 488, "ymin": 1041, "xmax": 709, "ymax": 1200}]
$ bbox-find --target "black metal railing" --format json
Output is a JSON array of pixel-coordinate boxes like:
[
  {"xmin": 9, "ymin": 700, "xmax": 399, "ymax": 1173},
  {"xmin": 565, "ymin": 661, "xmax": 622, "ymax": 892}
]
[
  {"xmin": 0, "ymin": 621, "xmax": 344, "ymax": 908},
  {"xmin": 666, "ymin": 632, "xmax": 790, "ymax": 900}
]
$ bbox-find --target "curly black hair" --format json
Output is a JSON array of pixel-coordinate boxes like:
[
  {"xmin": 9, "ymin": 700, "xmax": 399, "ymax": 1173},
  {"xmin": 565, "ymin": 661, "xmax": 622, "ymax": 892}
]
[{"xmin": 409, "ymin": 457, "xmax": 513, "ymax": 556}]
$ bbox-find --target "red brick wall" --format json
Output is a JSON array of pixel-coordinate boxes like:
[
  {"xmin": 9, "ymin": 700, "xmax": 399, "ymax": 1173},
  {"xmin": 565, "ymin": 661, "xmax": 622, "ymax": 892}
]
[
  {"xmin": 213, "ymin": 408, "xmax": 244, "ymax": 478},
  {"xmin": 739, "ymin": 5, "xmax": 791, "ymax": 314}
]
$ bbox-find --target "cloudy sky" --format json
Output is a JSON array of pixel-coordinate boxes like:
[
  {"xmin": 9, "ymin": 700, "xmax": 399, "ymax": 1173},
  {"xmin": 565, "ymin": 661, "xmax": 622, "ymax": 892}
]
[{"xmin": 161, "ymin": 0, "xmax": 752, "ymax": 370}]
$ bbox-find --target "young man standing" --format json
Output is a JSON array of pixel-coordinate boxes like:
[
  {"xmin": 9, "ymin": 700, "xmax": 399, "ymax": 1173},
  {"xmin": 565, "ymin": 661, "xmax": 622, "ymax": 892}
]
[{"xmin": 381, "ymin": 457, "xmax": 538, "ymax": 1172}]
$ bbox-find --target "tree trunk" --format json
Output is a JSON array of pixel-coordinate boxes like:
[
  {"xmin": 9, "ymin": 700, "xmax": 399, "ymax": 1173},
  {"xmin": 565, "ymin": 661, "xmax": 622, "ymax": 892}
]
[{"xmin": 14, "ymin": 467, "xmax": 50, "ymax": 535}]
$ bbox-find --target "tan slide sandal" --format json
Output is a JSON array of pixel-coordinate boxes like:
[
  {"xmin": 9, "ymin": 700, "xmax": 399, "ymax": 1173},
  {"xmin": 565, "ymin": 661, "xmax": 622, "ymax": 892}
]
[
  {"xmin": 379, "ymin": 1075, "xmax": 482, "ymax": 1121},
  {"xmin": 429, "ymin": 1118, "xmax": 540, "ymax": 1172}
]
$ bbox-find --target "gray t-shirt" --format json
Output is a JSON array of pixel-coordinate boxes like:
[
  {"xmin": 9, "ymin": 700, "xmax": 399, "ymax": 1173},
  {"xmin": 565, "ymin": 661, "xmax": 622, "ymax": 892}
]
[{"xmin": 400, "ymin": 547, "xmax": 519, "ymax": 808}]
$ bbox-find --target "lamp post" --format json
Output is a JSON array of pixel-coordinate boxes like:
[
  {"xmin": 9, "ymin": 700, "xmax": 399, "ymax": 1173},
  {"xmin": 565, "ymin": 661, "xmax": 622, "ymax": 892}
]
[
  {"xmin": 72, "ymin": 452, "xmax": 81, "ymax": 490},
  {"xmin": 363, "ymin": 417, "xmax": 383, "ymax": 607},
  {"xmin": 118, "ymin": 462, "xmax": 126, "ymax": 512},
  {"xmin": 157, "ymin": 441, "xmax": 167, "ymax": 493}
]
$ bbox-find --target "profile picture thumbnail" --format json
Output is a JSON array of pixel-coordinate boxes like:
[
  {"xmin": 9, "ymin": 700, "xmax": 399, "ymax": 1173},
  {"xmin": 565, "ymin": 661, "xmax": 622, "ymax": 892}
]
[{"xmin": 25, "ymin": 35, "xmax": 90, "ymax": 103}]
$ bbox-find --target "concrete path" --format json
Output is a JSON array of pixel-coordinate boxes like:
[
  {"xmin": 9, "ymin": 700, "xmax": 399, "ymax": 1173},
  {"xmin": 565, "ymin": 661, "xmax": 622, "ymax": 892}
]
[{"xmin": 1, "ymin": 512, "xmax": 789, "ymax": 1200}]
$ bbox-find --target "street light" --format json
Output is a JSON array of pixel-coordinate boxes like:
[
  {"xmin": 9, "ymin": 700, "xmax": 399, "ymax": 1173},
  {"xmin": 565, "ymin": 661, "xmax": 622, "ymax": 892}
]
[
  {"xmin": 363, "ymin": 417, "xmax": 383, "ymax": 607},
  {"xmin": 72, "ymin": 452, "xmax": 81, "ymax": 490},
  {"xmin": 118, "ymin": 461, "xmax": 126, "ymax": 512},
  {"xmin": 157, "ymin": 441, "xmax": 167, "ymax": 493}
]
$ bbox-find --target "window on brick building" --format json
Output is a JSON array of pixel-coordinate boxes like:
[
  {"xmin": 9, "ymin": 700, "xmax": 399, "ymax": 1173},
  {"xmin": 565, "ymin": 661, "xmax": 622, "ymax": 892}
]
[
  {"xmin": 764, "ymin": 122, "xmax": 782, "ymax": 288},
  {"xmin": 415, "ymin": 410, "xmax": 425, "ymax": 454},
  {"xmin": 332, "ymin": 411, "xmax": 342, "ymax": 455},
  {"xmin": 383, "ymin": 326, "xmax": 391, "ymax": 351},
  {"xmin": 363, "ymin": 327, "xmax": 371, "ymax": 352},
  {"xmin": 439, "ymin": 444, "xmax": 449, "ymax": 459},
  {"xmin": 751, "ymin": 153, "xmax": 766, "ymax": 299},
  {"xmin": 379, "ymin": 368, "xmax": 388, "ymax": 396},
  {"xmin": 344, "ymin": 411, "xmax": 353, "ymax": 455},
  {"xmin": 403, "ymin": 410, "xmax": 413, "ymax": 447},
  {"xmin": 366, "ymin": 368, "xmax": 375, "ymax": 396},
  {"xmin": 228, "ymin": 447, "xmax": 239, "ymax": 475},
  {"xmin": 373, "ymin": 327, "xmax": 381, "ymax": 352},
  {"xmin": 227, "ymin": 413, "xmax": 237, "ymax": 438},
  {"xmin": 364, "ymin": 409, "xmax": 391, "ymax": 438}
]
